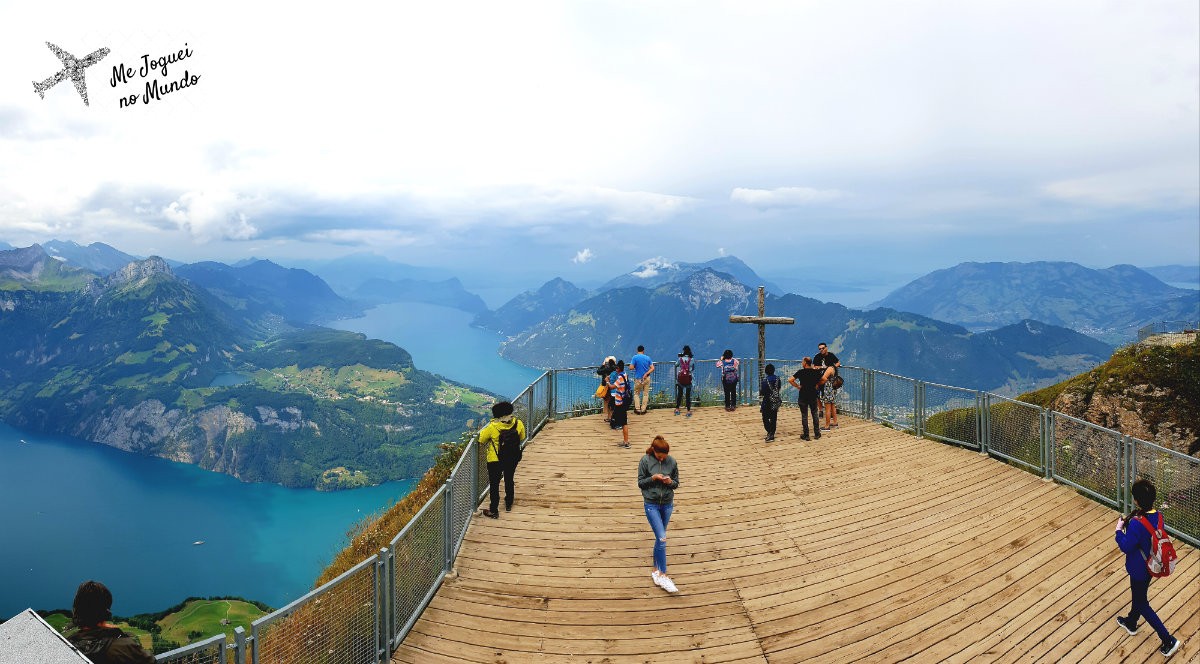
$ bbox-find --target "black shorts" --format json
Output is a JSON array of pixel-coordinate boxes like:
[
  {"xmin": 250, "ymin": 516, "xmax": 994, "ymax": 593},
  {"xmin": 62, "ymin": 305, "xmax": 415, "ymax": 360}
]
[{"xmin": 611, "ymin": 403, "xmax": 629, "ymax": 427}]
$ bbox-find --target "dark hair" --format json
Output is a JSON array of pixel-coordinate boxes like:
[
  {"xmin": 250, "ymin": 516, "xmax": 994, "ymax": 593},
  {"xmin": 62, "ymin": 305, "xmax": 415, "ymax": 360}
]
[
  {"xmin": 681, "ymin": 345, "xmax": 692, "ymax": 357},
  {"xmin": 722, "ymin": 349, "xmax": 733, "ymax": 359},
  {"xmin": 646, "ymin": 435, "xmax": 669, "ymax": 456},
  {"xmin": 1130, "ymin": 479, "xmax": 1157, "ymax": 517},
  {"xmin": 818, "ymin": 342, "xmax": 828, "ymax": 349},
  {"xmin": 765, "ymin": 364, "xmax": 775, "ymax": 375},
  {"xmin": 73, "ymin": 580, "xmax": 113, "ymax": 627},
  {"xmin": 637, "ymin": 345, "xmax": 645, "ymax": 352},
  {"xmin": 491, "ymin": 401, "xmax": 514, "ymax": 418},
  {"xmin": 617, "ymin": 359, "xmax": 625, "ymax": 370},
  {"xmin": 802, "ymin": 356, "xmax": 812, "ymax": 366}
]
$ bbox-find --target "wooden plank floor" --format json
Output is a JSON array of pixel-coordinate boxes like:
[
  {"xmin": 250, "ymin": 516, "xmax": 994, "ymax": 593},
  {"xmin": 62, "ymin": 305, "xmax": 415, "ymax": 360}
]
[{"xmin": 394, "ymin": 408, "xmax": 1200, "ymax": 663}]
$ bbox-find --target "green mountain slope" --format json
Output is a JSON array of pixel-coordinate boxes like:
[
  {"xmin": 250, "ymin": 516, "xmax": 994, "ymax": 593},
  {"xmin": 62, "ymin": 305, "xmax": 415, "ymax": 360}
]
[
  {"xmin": 0, "ymin": 255, "xmax": 492, "ymax": 488},
  {"xmin": 1021, "ymin": 337, "xmax": 1199, "ymax": 456}
]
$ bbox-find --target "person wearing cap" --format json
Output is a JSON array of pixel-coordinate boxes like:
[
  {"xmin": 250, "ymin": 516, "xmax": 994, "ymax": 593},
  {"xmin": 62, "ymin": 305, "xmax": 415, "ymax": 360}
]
[
  {"xmin": 478, "ymin": 401, "xmax": 526, "ymax": 518},
  {"xmin": 65, "ymin": 580, "xmax": 155, "ymax": 663}
]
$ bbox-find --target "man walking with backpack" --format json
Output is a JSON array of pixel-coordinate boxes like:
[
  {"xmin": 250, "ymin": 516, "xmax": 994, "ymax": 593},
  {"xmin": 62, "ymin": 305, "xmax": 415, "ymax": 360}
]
[
  {"xmin": 759, "ymin": 364, "xmax": 783, "ymax": 442},
  {"xmin": 479, "ymin": 401, "xmax": 526, "ymax": 518}
]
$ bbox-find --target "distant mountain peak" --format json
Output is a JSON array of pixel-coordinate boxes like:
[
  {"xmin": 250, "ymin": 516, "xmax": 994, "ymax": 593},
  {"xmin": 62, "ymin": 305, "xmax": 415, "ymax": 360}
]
[{"xmin": 109, "ymin": 256, "xmax": 172, "ymax": 284}]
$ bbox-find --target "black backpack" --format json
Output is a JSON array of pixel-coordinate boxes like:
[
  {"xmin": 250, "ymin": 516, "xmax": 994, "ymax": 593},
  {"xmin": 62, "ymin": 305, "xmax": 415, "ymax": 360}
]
[{"xmin": 497, "ymin": 422, "xmax": 522, "ymax": 463}]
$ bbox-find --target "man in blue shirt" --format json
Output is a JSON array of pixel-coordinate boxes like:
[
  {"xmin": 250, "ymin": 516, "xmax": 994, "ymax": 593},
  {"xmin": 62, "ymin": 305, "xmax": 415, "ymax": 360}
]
[{"xmin": 630, "ymin": 345, "xmax": 655, "ymax": 414}]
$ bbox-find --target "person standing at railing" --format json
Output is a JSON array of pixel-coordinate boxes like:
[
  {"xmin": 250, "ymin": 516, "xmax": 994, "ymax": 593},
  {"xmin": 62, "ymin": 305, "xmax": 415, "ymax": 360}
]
[
  {"xmin": 788, "ymin": 357, "xmax": 823, "ymax": 440},
  {"xmin": 479, "ymin": 401, "xmax": 526, "ymax": 518},
  {"xmin": 718, "ymin": 349, "xmax": 739, "ymax": 411},
  {"xmin": 759, "ymin": 364, "xmax": 783, "ymax": 442},
  {"xmin": 65, "ymin": 580, "xmax": 155, "ymax": 663},
  {"xmin": 608, "ymin": 360, "xmax": 631, "ymax": 447},
  {"xmin": 631, "ymin": 345, "xmax": 656, "ymax": 415},
  {"xmin": 674, "ymin": 345, "xmax": 694, "ymax": 417},
  {"xmin": 813, "ymin": 343, "xmax": 840, "ymax": 430},
  {"xmin": 638, "ymin": 435, "xmax": 680, "ymax": 593},
  {"xmin": 1114, "ymin": 479, "xmax": 1182, "ymax": 658},
  {"xmin": 596, "ymin": 356, "xmax": 617, "ymax": 425}
]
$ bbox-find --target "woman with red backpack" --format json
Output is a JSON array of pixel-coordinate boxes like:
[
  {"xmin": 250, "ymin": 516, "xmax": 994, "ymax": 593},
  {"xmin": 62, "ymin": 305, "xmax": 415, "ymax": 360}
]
[{"xmin": 1114, "ymin": 479, "xmax": 1181, "ymax": 658}]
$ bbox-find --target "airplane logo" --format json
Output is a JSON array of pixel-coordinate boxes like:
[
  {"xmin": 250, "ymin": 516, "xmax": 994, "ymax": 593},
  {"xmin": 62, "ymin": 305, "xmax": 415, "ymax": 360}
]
[{"xmin": 32, "ymin": 42, "xmax": 110, "ymax": 106}]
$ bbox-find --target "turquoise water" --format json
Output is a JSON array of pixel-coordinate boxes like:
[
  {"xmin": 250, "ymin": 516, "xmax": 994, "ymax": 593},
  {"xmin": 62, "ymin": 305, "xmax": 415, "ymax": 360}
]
[
  {"xmin": 330, "ymin": 302, "xmax": 544, "ymax": 399},
  {"xmin": 1, "ymin": 302, "xmax": 539, "ymax": 619},
  {"xmin": 0, "ymin": 423, "xmax": 414, "ymax": 617}
]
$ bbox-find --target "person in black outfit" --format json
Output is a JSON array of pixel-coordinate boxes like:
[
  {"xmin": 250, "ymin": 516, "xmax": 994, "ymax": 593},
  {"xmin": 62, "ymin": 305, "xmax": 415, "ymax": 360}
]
[
  {"xmin": 66, "ymin": 580, "xmax": 155, "ymax": 663},
  {"xmin": 759, "ymin": 363, "xmax": 783, "ymax": 442},
  {"xmin": 789, "ymin": 357, "xmax": 824, "ymax": 440}
]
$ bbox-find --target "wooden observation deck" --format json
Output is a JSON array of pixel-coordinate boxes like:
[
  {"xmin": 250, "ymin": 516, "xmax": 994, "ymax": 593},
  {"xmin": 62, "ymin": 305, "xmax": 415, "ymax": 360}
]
[{"xmin": 394, "ymin": 409, "xmax": 1200, "ymax": 663}]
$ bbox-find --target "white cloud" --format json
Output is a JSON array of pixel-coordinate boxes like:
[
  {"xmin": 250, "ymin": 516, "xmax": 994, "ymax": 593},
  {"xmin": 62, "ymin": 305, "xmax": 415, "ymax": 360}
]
[
  {"xmin": 1041, "ymin": 163, "xmax": 1200, "ymax": 208},
  {"xmin": 631, "ymin": 256, "xmax": 676, "ymax": 279},
  {"xmin": 572, "ymin": 248, "xmax": 594, "ymax": 264},
  {"xmin": 717, "ymin": 247, "xmax": 726, "ymax": 257},
  {"xmin": 730, "ymin": 187, "xmax": 845, "ymax": 209},
  {"xmin": 162, "ymin": 190, "xmax": 259, "ymax": 241}
]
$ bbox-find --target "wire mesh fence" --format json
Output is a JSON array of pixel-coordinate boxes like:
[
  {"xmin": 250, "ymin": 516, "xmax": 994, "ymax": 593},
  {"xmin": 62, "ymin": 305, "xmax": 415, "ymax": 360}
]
[
  {"xmin": 1132, "ymin": 439, "xmax": 1200, "ymax": 547},
  {"xmin": 447, "ymin": 439, "xmax": 477, "ymax": 559},
  {"xmin": 872, "ymin": 371, "xmax": 917, "ymax": 431},
  {"xmin": 985, "ymin": 393, "xmax": 1044, "ymax": 473},
  {"xmin": 922, "ymin": 382, "xmax": 979, "ymax": 449},
  {"xmin": 552, "ymin": 366, "xmax": 607, "ymax": 419},
  {"xmin": 251, "ymin": 555, "xmax": 380, "ymax": 664},
  {"xmin": 1051, "ymin": 413, "xmax": 1123, "ymax": 508},
  {"xmin": 389, "ymin": 488, "xmax": 446, "ymax": 649},
  {"xmin": 153, "ymin": 633, "xmax": 226, "ymax": 664}
]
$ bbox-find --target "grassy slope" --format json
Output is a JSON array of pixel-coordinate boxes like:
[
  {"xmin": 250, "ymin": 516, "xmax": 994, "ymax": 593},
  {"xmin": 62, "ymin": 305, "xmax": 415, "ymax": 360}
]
[
  {"xmin": 1021, "ymin": 340, "xmax": 1199, "ymax": 454},
  {"xmin": 156, "ymin": 599, "xmax": 266, "ymax": 644}
]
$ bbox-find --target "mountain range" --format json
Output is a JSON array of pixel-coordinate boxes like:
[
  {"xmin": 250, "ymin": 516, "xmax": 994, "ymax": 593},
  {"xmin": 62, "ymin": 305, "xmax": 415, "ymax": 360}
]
[
  {"xmin": 498, "ymin": 269, "xmax": 1113, "ymax": 394},
  {"xmin": 0, "ymin": 246, "xmax": 492, "ymax": 489},
  {"xmin": 874, "ymin": 262, "xmax": 1199, "ymax": 344}
]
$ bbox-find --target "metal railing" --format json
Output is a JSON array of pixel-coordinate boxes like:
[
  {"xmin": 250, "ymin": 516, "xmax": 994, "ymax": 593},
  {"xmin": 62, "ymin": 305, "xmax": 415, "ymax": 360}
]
[
  {"xmin": 1137, "ymin": 320, "xmax": 1199, "ymax": 342},
  {"xmin": 156, "ymin": 358, "xmax": 1200, "ymax": 663}
]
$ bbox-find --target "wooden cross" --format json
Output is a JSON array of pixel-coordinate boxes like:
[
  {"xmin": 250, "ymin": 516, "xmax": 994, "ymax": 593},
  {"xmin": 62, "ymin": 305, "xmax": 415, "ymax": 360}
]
[{"xmin": 729, "ymin": 286, "xmax": 795, "ymax": 384}]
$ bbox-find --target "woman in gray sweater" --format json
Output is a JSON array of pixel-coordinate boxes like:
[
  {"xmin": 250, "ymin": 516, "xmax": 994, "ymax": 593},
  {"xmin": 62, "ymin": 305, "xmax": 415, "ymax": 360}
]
[{"xmin": 638, "ymin": 435, "xmax": 680, "ymax": 593}]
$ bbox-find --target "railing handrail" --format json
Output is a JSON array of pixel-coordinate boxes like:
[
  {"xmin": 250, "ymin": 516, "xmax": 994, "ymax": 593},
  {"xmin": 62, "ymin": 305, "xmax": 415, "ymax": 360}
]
[{"xmin": 156, "ymin": 358, "xmax": 1199, "ymax": 663}]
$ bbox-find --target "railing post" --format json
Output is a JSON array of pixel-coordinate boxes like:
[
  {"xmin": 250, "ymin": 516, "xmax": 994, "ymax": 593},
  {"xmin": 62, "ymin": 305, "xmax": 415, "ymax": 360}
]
[
  {"xmin": 1043, "ymin": 409, "xmax": 1055, "ymax": 481},
  {"xmin": 378, "ymin": 547, "xmax": 391, "ymax": 662},
  {"xmin": 978, "ymin": 392, "xmax": 988, "ymax": 456},
  {"xmin": 547, "ymin": 370, "xmax": 555, "ymax": 422},
  {"xmin": 915, "ymin": 381, "xmax": 924, "ymax": 437},
  {"xmin": 442, "ymin": 480, "xmax": 453, "ymax": 574},
  {"xmin": 240, "ymin": 625, "xmax": 253, "ymax": 664}
]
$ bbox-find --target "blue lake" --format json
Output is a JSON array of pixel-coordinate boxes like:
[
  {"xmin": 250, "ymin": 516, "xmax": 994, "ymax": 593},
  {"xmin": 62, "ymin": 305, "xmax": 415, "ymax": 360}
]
[
  {"xmin": 0, "ymin": 423, "xmax": 415, "ymax": 617},
  {"xmin": 330, "ymin": 302, "xmax": 544, "ymax": 399},
  {"xmin": 1, "ymin": 302, "xmax": 543, "ymax": 619}
]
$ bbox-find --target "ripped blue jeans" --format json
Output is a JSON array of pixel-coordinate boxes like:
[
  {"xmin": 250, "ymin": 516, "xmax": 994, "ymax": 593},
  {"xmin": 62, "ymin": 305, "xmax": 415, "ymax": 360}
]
[{"xmin": 644, "ymin": 502, "xmax": 674, "ymax": 574}]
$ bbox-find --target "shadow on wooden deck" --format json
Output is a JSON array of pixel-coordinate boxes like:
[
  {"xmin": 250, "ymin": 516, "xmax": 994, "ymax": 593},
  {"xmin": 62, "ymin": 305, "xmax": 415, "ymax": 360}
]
[{"xmin": 395, "ymin": 408, "xmax": 1200, "ymax": 663}]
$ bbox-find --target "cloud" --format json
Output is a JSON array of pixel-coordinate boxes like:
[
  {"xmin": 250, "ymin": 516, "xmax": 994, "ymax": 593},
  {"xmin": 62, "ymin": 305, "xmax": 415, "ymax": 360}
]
[
  {"xmin": 1041, "ymin": 163, "xmax": 1200, "ymax": 208},
  {"xmin": 717, "ymin": 247, "xmax": 726, "ymax": 257},
  {"xmin": 162, "ymin": 190, "xmax": 260, "ymax": 241},
  {"xmin": 631, "ymin": 256, "xmax": 676, "ymax": 279},
  {"xmin": 730, "ymin": 187, "xmax": 846, "ymax": 209},
  {"xmin": 572, "ymin": 248, "xmax": 595, "ymax": 264}
]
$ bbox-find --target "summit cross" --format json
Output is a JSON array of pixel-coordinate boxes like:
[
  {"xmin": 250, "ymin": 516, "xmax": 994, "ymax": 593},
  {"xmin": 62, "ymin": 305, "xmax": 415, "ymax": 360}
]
[{"xmin": 729, "ymin": 286, "xmax": 794, "ymax": 384}]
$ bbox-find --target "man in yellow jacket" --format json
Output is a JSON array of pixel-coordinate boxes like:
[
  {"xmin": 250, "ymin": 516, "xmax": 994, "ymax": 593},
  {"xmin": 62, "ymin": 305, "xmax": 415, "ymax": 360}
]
[{"xmin": 479, "ymin": 401, "xmax": 526, "ymax": 518}]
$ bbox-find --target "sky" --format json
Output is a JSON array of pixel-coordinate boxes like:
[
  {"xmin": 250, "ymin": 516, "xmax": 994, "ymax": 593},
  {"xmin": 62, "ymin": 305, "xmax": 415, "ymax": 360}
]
[{"xmin": 1, "ymin": 0, "xmax": 1197, "ymax": 295}]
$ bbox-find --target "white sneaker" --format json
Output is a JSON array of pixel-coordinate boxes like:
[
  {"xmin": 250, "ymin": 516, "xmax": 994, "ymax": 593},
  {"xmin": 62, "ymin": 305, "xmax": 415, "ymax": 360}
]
[
  {"xmin": 658, "ymin": 575, "xmax": 678, "ymax": 593},
  {"xmin": 651, "ymin": 571, "xmax": 664, "ymax": 588}
]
